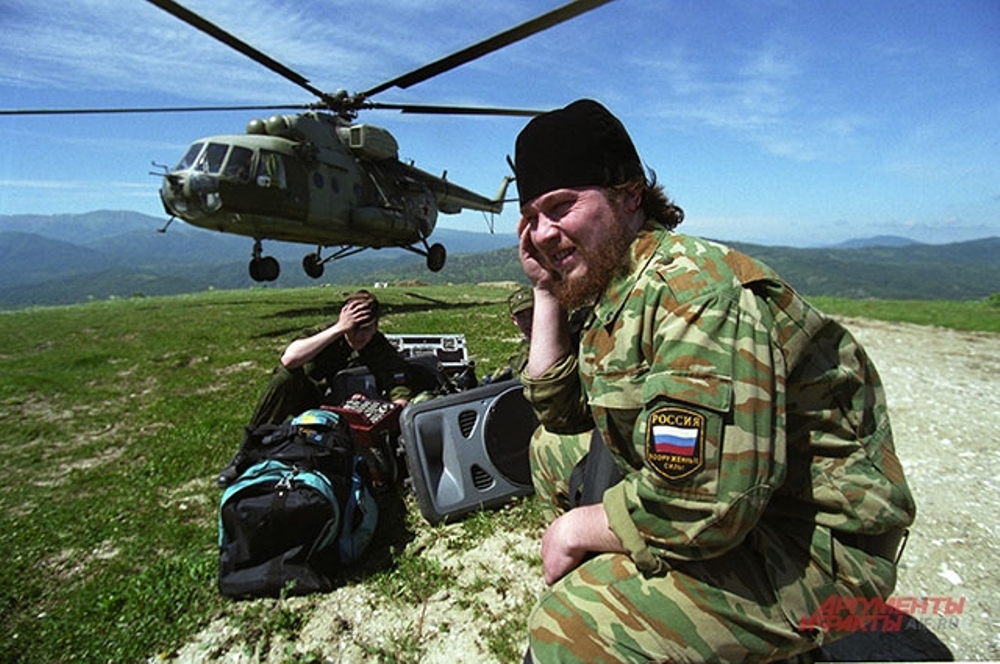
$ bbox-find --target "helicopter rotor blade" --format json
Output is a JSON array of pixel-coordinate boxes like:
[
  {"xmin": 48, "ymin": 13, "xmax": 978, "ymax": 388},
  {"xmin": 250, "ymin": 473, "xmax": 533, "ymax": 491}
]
[
  {"xmin": 360, "ymin": 0, "xmax": 616, "ymax": 99},
  {"xmin": 364, "ymin": 102, "xmax": 544, "ymax": 117},
  {"xmin": 0, "ymin": 104, "xmax": 316, "ymax": 117},
  {"xmin": 144, "ymin": 0, "xmax": 329, "ymax": 102},
  {"xmin": 4, "ymin": 0, "xmax": 614, "ymax": 118}
]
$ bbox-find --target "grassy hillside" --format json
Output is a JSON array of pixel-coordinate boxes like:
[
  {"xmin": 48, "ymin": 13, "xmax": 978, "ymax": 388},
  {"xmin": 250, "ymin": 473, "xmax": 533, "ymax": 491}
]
[
  {"xmin": 0, "ymin": 285, "xmax": 532, "ymax": 663},
  {"xmin": 1, "ymin": 285, "xmax": 998, "ymax": 662}
]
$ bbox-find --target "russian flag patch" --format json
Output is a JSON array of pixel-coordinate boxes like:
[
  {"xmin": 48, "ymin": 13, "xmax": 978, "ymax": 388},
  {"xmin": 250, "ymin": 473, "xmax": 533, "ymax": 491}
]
[
  {"xmin": 646, "ymin": 406, "xmax": 705, "ymax": 481},
  {"xmin": 652, "ymin": 424, "xmax": 699, "ymax": 456}
]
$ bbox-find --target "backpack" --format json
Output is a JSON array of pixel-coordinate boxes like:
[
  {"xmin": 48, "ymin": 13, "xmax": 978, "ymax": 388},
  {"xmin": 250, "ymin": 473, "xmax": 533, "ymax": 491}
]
[{"xmin": 217, "ymin": 410, "xmax": 378, "ymax": 598}]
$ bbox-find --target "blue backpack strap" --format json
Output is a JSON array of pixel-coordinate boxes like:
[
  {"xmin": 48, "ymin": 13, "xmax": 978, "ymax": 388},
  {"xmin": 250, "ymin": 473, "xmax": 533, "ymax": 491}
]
[{"xmin": 338, "ymin": 455, "xmax": 379, "ymax": 564}]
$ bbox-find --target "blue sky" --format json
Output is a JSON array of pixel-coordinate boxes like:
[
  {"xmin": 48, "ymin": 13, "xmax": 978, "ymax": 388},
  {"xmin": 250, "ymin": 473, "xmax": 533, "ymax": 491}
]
[{"xmin": 1, "ymin": 0, "xmax": 997, "ymax": 247}]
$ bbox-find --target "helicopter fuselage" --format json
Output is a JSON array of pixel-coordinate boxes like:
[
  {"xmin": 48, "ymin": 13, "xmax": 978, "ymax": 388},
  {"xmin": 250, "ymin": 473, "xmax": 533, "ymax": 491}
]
[
  {"xmin": 158, "ymin": 111, "xmax": 509, "ymax": 280},
  {"xmin": 159, "ymin": 111, "xmax": 509, "ymax": 280},
  {"xmin": 159, "ymin": 112, "xmax": 452, "ymax": 248}
]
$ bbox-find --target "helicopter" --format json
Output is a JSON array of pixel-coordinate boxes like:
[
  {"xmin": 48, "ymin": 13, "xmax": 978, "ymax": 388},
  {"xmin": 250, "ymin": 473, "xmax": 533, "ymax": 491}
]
[
  {"xmin": 155, "ymin": 108, "xmax": 514, "ymax": 281},
  {"xmin": 2, "ymin": 0, "xmax": 615, "ymax": 282}
]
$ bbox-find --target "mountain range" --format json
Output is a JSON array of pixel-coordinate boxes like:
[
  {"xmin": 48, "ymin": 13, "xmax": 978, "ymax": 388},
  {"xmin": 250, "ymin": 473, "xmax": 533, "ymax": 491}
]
[{"xmin": 1, "ymin": 210, "xmax": 997, "ymax": 308}]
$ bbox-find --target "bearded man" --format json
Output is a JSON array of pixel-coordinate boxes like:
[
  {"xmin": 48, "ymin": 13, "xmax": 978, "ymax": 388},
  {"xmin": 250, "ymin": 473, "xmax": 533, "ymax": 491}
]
[{"xmin": 514, "ymin": 99, "xmax": 915, "ymax": 663}]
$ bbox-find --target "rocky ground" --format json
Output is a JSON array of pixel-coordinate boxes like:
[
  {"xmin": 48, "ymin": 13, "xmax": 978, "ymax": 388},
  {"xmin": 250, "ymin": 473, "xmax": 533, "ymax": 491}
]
[{"xmin": 166, "ymin": 317, "xmax": 1000, "ymax": 663}]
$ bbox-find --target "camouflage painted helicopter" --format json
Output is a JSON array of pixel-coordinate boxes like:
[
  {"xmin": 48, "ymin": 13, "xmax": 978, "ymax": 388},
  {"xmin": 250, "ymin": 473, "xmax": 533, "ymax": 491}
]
[{"xmin": 1, "ymin": 0, "xmax": 614, "ymax": 281}]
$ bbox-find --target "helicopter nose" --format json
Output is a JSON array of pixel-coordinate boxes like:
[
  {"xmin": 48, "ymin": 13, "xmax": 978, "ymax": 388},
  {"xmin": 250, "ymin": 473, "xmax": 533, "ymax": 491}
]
[
  {"xmin": 160, "ymin": 174, "xmax": 189, "ymax": 216},
  {"xmin": 160, "ymin": 171, "xmax": 222, "ymax": 219}
]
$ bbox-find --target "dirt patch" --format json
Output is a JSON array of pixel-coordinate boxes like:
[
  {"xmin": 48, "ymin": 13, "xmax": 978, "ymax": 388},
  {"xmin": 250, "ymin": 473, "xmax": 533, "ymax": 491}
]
[{"xmin": 165, "ymin": 318, "xmax": 1000, "ymax": 662}]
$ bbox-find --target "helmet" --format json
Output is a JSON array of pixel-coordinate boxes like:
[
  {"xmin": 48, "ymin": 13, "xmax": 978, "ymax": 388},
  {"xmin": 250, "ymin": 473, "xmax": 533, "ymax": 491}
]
[{"xmin": 290, "ymin": 409, "xmax": 341, "ymax": 429}]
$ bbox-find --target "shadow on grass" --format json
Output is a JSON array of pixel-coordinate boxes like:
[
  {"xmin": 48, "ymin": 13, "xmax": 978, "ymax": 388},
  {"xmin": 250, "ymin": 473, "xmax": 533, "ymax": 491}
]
[{"xmin": 253, "ymin": 295, "xmax": 508, "ymax": 341}]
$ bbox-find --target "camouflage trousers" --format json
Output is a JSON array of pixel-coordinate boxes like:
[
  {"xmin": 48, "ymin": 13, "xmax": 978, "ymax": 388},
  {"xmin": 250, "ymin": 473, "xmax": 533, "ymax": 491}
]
[
  {"xmin": 527, "ymin": 427, "xmax": 898, "ymax": 663},
  {"xmin": 528, "ymin": 425, "xmax": 592, "ymax": 522}
]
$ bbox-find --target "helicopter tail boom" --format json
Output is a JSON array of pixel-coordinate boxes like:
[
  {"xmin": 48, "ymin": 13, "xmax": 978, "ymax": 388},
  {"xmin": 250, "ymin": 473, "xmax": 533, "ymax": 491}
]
[{"xmin": 405, "ymin": 165, "xmax": 511, "ymax": 216}]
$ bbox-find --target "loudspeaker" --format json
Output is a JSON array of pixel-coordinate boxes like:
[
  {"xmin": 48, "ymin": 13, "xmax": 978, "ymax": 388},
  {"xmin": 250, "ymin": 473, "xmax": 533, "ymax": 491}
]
[{"xmin": 399, "ymin": 379, "xmax": 537, "ymax": 524}]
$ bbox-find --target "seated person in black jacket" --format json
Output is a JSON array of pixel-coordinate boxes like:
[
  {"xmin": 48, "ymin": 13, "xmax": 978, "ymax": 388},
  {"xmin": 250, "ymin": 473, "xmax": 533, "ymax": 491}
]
[{"xmin": 217, "ymin": 289, "xmax": 413, "ymax": 486}]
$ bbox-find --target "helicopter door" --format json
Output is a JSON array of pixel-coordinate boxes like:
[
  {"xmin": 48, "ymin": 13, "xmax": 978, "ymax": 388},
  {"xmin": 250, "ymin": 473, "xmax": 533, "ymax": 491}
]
[{"xmin": 281, "ymin": 154, "xmax": 308, "ymax": 218}]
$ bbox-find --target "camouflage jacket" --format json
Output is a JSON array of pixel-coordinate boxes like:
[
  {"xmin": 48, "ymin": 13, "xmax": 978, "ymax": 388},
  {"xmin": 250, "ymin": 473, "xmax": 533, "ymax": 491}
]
[{"xmin": 522, "ymin": 224, "xmax": 916, "ymax": 572}]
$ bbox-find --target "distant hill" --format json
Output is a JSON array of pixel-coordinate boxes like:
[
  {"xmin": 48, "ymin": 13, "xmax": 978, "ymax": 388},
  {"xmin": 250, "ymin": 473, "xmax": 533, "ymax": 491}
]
[
  {"xmin": 726, "ymin": 238, "xmax": 1000, "ymax": 300},
  {"xmin": 1, "ymin": 209, "xmax": 517, "ymax": 263},
  {"xmin": 830, "ymin": 235, "xmax": 919, "ymax": 249},
  {"xmin": 1, "ymin": 210, "xmax": 997, "ymax": 308},
  {"xmin": 0, "ymin": 210, "xmax": 517, "ymax": 307}
]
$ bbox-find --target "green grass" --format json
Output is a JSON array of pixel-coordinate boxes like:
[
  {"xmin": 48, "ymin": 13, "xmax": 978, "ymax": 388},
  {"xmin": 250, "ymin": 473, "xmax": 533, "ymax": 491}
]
[
  {"xmin": 0, "ymin": 285, "xmax": 995, "ymax": 662},
  {"xmin": 812, "ymin": 295, "xmax": 1000, "ymax": 333}
]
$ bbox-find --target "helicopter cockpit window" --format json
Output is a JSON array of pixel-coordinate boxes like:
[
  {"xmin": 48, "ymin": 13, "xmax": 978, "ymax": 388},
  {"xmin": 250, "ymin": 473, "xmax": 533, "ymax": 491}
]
[
  {"xmin": 255, "ymin": 150, "xmax": 286, "ymax": 188},
  {"xmin": 174, "ymin": 142, "xmax": 204, "ymax": 171},
  {"xmin": 196, "ymin": 142, "xmax": 230, "ymax": 174},
  {"xmin": 222, "ymin": 146, "xmax": 254, "ymax": 182}
]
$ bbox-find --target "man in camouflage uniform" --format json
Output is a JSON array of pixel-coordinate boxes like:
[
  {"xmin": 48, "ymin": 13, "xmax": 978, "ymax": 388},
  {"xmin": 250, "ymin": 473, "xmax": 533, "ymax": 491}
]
[{"xmin": 513, "ymin": 99, "xmax": 915, "ymax": 662}]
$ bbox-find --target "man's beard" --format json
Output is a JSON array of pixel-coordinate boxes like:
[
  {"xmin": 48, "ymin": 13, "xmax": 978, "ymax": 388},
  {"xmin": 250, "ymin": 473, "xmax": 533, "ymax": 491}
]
[{"xmin": 551, "ymin": 212, "xmax": 634, "ymax": 310}]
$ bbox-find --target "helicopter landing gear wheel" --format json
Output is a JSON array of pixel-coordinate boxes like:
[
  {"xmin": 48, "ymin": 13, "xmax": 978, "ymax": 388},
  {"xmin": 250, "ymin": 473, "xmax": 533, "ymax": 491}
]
[
  {"xmin": 262, "ymin": 256, "xmax": 280, "ymax": 281},
  {"xmin": 249, "ymin": 256, "xmax": 280, "ymax": 282},
  {"xmin": 426, "ymin": 243, "xmax": 446, "ymax": 272},
  {"xmin": 302, "ymin": 252, "xmax": 324, "ymax": 279}
]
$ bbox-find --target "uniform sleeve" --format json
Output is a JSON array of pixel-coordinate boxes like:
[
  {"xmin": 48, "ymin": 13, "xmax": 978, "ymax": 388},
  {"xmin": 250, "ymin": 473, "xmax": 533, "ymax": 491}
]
[
  {"xmin": 520, "ymin": 354, "xmax": 594, "ymax": 435},
  {"xmin": 307, "ymin": 335, "xmax": 351, "ymax": 383},
  {"xmin": 603, "ymin": 285, "xmax": 787, "ymax": 565}
]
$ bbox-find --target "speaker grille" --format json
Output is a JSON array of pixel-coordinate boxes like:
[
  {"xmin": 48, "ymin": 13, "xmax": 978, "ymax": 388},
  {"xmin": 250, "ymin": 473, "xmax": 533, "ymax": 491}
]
[
  {"xmin": 458, "ymin": 409, "xmax": 478, "ymax": 437},
  {"xmin": 471, "ymin": 464, "xmax": 495, "ymax": 490}
]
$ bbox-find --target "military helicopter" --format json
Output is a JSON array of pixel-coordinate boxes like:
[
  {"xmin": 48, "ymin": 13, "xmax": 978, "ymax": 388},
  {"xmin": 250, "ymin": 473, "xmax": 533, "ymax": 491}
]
[{"xmin": 2, "ymin": 0, "xmax": 614, "ymax": 281}]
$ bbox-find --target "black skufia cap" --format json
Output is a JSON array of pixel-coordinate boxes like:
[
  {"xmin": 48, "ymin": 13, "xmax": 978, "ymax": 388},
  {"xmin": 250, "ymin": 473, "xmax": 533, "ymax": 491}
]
[{"xmin": 514, "ymin": 99, "xmax": 643, "ymax": 207}]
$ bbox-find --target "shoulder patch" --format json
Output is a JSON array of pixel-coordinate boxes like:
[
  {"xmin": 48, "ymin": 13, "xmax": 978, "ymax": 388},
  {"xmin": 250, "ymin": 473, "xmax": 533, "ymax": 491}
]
[{"xmin": 646, "ymin": 406, "xmax": 705, "ymax": 481}]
